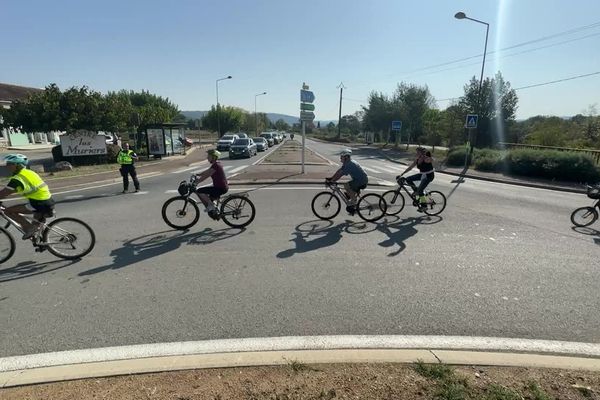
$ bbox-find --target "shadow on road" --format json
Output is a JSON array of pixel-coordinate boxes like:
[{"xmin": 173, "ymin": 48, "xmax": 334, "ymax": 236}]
[
  {"xmin": 78, "ymin": 227, "xmax": 245, "ymax": 276},
  {"xmin": 0, "ymin": 259, "xmax": 81, "ymax": 283},
  {"xmin": 376, "ymin": 215, "xmax": 443, "ymax": 256},
  {"xmin": 277, "ymin": 219, "xmax": 373, "ymax": 259},
  {"xmin": 571, "ymin": 226, "xmax": 600, "ymax": 245}
]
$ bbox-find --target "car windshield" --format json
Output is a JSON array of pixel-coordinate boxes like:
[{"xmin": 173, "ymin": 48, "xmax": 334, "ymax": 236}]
[
  {"xmin": 233, "ymin": 139, "xmax": 249, "ymax": 145},
  {"xmin": 253, "ymin": 138, "xmax": 265, "ymax": 142},
  {"xmin": 221, "ymin": 135, "xmax": 235, "ymax": 141}
]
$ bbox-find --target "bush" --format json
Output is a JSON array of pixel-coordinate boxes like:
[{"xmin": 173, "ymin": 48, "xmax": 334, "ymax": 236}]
[
  {"xmin": 446, "ymin": 147, "xmax": 470, "ymax": 166},
  {"xmin": 473, "ymin": 149, "xmax": 506, "ymax": 172},
  {"xmin": 52, "ymin": 144, "xmax": 120, "ymax": 166},
  {"xmin": 506, "ymin": 149, "xmax": 600, "ymax": 183}
]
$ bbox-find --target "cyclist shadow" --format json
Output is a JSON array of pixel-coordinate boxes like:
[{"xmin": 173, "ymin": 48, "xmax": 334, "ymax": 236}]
[
  {"xmin": 78, "ymin": 227, "xmax": 245, "ymax": 276},
  {"xmin": 376, "ymin": 215, "xmax": 443, "ymax": 256},
  {"xmin": 277, "ymin": 219, "xmax": 371, "ymax": 259},
  {"xmin": 571, "ymin": 226, "xmax": 600, "ymax": 245},
  {"xmin": 0, "ymin": 259, "xmax": 81, "ymax": 283}
]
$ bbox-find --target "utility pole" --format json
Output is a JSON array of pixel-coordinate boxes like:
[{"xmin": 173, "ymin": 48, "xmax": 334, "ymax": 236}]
[{"xmin": 337, "ymin": 82, "xmax": 346, "ymax": 139}]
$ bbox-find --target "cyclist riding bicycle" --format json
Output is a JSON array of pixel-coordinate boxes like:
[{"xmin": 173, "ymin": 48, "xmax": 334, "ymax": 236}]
[
  {"xmin": 193, "ymin": 149, "xmax": 228, "ymax": 220},
  {"xmin": 326, "ymin": 149, "xmax": 368, "ymax": 214},
  {"xmin": 397, "ymin": 146, "xmax": 434, "ymax": 212},
  {"xmin": 0, "ymin": 153, "xmax": 55, "ymax": 239}
]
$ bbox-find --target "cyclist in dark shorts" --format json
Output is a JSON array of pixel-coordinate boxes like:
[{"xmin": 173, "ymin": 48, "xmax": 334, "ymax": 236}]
[
  {"xmin": 398, "ymin": 146, "xmax": 434, "ymax": 212},
  {"xmin": 327, "ymin": 149, "xmax": 368, "ymax": 213},
  {"xmin": 0, "ymin": 153, "xmax": 55, "ymax": 239},
  {"xmin": 193, "ymin": 149, "xmax": 228, "ymax": 220}
]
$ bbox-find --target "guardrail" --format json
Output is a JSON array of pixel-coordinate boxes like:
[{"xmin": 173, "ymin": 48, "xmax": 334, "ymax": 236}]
[{"xmin": 498, "ymin": 142, "xmax": 600, "ymax": 165}]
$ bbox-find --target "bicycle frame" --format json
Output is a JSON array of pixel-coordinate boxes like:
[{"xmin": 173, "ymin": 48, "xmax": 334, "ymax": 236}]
[
  {"xmin": 0, "ymin": 207, "xmax": 41, "ymax": 235},
  {"xmin": 325, "ymin": 181, "xmax": 353, "ymax": 206}
]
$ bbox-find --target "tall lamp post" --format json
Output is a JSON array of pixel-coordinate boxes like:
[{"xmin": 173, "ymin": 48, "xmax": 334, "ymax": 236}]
[
  {"xmin": 254, "ymin": 91, "xmax": 267, "ymax": 137},
  {"xmin": 455, "ymin": 11, "xmax": 489, "ymax": 152},
  {"xmin": 216, "ymin": 75, "xmax": 232, "ymax": 137}
]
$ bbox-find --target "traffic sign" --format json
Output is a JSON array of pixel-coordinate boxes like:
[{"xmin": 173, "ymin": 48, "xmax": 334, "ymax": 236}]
[
  {"xmin": 300, "ymin": 111, "xmax": 315, "ymax": 121},
  {"xmin": 391, "ymin": 120, "xmax": 402, "ymax": 131},
  {"xmin": 466, "ymin": 114, "xmax": 478, "ymax": 128},
  {"xmin": 300, "ymin": 103, "xmax": 315, "ymax": 111},
  {"xmin": 300, "ymin": 90, "xmax": 315, "ymax": 103}
]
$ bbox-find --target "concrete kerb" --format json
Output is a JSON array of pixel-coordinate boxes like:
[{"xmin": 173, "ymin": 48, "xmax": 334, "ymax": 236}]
[
  {"xmin": 379, "ymin": 150, "xmax": 587, "ymax": 194},
  {"xmin": 2, "ymin": 335, "xmax": 600, "ymax": 388}
]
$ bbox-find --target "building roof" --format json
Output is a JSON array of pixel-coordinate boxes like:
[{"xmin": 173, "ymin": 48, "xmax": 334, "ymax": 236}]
[{"xmin": 0, "ymin": 83, "xmax": 43, "ymax": 102}]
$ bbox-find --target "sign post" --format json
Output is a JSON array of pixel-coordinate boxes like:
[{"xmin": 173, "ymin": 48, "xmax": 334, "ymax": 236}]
[
  {"xmin": 300, "ymin": 83, "xmax": 316, "ymax": 174},
  {"xmin": 391, "ymin": 120, "xmax": 402, "ymax": 146}
]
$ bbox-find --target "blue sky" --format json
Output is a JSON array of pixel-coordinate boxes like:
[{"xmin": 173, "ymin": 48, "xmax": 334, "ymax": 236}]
[{"xmin": 2, "ymin": 0, "xmax": 599, "ymax": 120}]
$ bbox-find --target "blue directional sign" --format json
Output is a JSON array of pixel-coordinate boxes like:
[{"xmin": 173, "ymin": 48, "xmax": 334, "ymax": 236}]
[
  {"xmin": 391, "ymin": 120, "xmax": 402, "ymax": 131},
  {"xmin": 466, "ymin": 114, "xmax": 478, "ymax": 128},
  {"xmin": 300, "ymin": 90, "xmax": 315, "ymax": 103}
]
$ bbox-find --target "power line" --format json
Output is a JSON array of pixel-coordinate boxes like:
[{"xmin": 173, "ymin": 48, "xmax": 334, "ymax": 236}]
[{"xmin": 514, "ymin": 71, "xmax": 600, "ymax": 90}]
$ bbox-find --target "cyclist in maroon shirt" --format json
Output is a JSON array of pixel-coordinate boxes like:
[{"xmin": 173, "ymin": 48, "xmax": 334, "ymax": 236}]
[{"xmin": 193, "ymin": 149, "xmax": 228, "ymax": 220}]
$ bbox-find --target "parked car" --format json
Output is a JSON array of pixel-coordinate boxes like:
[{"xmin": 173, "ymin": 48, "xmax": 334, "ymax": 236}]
[
  {"xmin": 229, "ymin": 138, "xmax": 257, "ymax": 158},
  {"xmin": 252, "ymin": 137, "xmax": 268, "ymax": 152},
  {"xmin": 260, "ymin": 132, "xmax": 275, "ymax": 146},
  {"xmin": 216, "ymin": 134, "xmax": 239, "ymax": 151},
  {"xmin": 270, "ymin": 132, "xmax": 281, "ymax": 144},
  {"xmin": 237, "ymin": 132, "xmax": 249, "ymax": 139}
]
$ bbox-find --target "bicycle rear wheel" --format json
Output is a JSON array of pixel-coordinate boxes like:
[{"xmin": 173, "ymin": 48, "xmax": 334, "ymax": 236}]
[
  {"xmin": 162, "ymin": 196, "xmax": 200, "ymax": 230},
  {"xmin": 0, "ymin": 226, "xmax": 15, "ymax": 265},
  {"xmin": 381, "ymin": 190, "xmax": 405, "ymax": 216},
  {"xmin": 311, "ymin": 192, "xmax": 341, "ymax": 220},
  {"xmin": 423, "ymin": 191, "xmax": 447, "ymax": 216},
  {"xmin": 356, "ymin": 193, "xmax": 387, "ymax": 222},
  {"xmin": 571, "ymin": 206, "xmax": 598, "ymax": 227},
  {"xmin": 220, "ymin": 195, "xmax": 256, "ymax": 228},
  {"xmin": 42, "ymin": 217, "xmax": 96, "ymax": 260}
]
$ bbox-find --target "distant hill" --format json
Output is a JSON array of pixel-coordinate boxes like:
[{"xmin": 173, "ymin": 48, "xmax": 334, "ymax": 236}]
[{"xmin": 181, "ymin": 110, "xmax": 335, "ymax": 126}]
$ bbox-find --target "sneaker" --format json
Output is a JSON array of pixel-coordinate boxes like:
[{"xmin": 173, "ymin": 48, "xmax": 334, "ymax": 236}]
[
  {"xmin": 417, "ymin": 204, "xmax": 427, "ymax": 213},
  {"xmin": 208, "ymin": 209, "xmax": 220, "ymax": 220},
  {"xmin": 346, "ymin": 205, "xmax": 356, "ymax": 215},
  {"xmin": 122, "ymin": 190, "xmax": 128, "ymax": 194}
]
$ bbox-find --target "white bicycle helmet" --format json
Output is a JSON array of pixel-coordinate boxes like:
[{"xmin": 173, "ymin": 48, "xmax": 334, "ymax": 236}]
[
  {"xmin": 4, "ymin": 153, "xmax": 28, "ymax": 166},
  {"xmin": 340, "ymin": 149, "xmax": 352, "ymax": 157}
]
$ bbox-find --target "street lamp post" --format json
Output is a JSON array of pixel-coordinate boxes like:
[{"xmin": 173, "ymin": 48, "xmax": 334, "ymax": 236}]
[
  {"xmin": 455, "ymin": 11, "xmax": 489, "ymax": 152},
  {"xmin": 216, "ymin": 75, "xmax": 232, "ymax": 137},
  {"xmin": 254, "ymin": 91, "xmax": 267, "ymax": 137}
]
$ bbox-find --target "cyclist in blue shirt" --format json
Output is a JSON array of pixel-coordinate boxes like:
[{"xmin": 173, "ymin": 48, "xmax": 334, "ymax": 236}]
[{"xmin": 327, "ymin": 149, "xmax": 368, "ymax": 213}]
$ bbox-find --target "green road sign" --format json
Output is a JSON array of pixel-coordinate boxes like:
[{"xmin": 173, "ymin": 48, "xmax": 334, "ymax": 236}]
[{"xmin": 300, "ymin": 103, "xmax": 315, "ymax": 111}]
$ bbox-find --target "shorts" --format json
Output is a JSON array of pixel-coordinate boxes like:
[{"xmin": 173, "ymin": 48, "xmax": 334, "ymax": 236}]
[
  {"xmin": 196, "ymin": 186, "xmax": 228, "ymax": 200},
  {"xmin": 27, "ymin": 198, "xmax": 56, "ymax": 217},
  {"xmin": 348, "ymin": 180, "xmax": 367, "ymax": 193}
]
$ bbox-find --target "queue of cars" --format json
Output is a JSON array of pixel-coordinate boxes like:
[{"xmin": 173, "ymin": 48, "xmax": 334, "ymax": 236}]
[{"xmin": 215, "ymin": 131, "xmax": 287, "ymax": 159}]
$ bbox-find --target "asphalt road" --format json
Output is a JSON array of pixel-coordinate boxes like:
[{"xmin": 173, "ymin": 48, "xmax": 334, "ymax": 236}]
[{"xmin": 1, "ymin": 139, "xmax": 598, "ymax": 358}]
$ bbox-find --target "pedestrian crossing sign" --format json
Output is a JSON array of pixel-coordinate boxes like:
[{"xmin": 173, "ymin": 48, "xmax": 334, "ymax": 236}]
[{"xmin": 465, "ymin": 114, "xmax": 478, "ymax": 128}]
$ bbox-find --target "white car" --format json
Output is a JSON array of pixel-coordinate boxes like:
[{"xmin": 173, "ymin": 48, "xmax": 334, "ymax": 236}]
[{"xmin": 216, "ymin": 134, "xmax": 239, "ymax": 151}]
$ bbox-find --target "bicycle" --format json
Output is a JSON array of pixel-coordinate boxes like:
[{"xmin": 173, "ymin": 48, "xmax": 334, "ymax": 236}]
[
  {"xmin": 0, "ymin": 204, "xmax": 96, "ymax": 264},
  {"xmin": 381, "ymin": 176, "xmax": 447, "ymax": 216},
  {"xmin": 311, "ymin": 180, "xmax": 387, "ymax": 222},
  {"xmin": 570, "ymin": 184, "xmax": 600, "ymax": 227},
  {"xmin": 162, "ymin": 175, "xmax": 256, "ymax": 230}
]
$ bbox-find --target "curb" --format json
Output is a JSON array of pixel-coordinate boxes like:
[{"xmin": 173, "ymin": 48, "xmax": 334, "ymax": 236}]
[
  {"xmin": 2, "ymin": 335, "xmax": 600, "ymax": 388},
  {"xmin": 228, "ymin": 180, "xmax": 394, "ymax": 187},
  {"xmin": 379, "ymin": 151, "xmax": 586, "ymax": 194}
]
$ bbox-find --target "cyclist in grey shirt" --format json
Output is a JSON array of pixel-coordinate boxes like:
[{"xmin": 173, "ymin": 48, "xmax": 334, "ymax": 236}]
[{"xmin": 326, "ymin": 149, "xmax": 368, "ymax": 213}]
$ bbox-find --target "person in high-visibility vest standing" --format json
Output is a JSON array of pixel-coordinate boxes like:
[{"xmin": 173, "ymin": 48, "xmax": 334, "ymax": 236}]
[
  {"xmin": 0, "ymin": 154, "xmax": 55, "ymax": 239},
  {"xmin": 117, "ymin": 143, "xmax": 140, "ymax": 193}
]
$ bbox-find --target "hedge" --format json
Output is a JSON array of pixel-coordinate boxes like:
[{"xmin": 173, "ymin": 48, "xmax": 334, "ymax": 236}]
[{"xmin": 445, "ymin": 147, "xmax": 600, "ymax": 183}]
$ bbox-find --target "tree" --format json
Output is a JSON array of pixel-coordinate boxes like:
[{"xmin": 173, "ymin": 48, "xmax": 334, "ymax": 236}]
[
  {"xmin": 326, "ymin": 122, "xmax": 336, "ymax": 134},
  {"xmin": 422, "ymin": 108, "xmax": 443, "ymax": 149},
  {"xmin": 393, "ymin": 83, "xmax": 435, "ymax": 145},
  {"xmin": 458, "ymin": 71, "xmax": 518, "ymax": 148},
  {"xmin": 274, "ymin": 118, "xmax": 290, "ymax": 131},
  {"xmin": 339, "ymin": 114, "xmax": 361, "ymax": 137},
  {"xmin": 439, "ymin": 104, "xmax": 466, "ymax": 148},
  {"xmin": 201, "ymin": 105, "xmax": 245, "ymax": 135}
]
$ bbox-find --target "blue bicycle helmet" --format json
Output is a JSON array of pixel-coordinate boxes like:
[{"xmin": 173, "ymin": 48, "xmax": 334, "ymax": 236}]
[{"xmin": 4, "ymin": 153, "xmax": 28, "ymax": 166}]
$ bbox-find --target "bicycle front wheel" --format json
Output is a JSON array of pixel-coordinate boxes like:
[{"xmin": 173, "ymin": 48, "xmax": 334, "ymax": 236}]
[
  {"xmin": 220, "ymin": 195, "xmax": 256, "ymax": 228},
  {"xmin": 381, "ymin": 190, "xmax": 405, "ymax": 216},
  {"xmin": 571, "ymin": 206, "xmax": 598, "ymax": 227},
  {"xmin": 0, "ymin": 226, "xmax": 16, "ymax": 265},
  {"xmin": 423, "ymin": 191, "xmax": 447, "ymax": 216},
  {"xmin": 43, "ymin": 217, "xmax": 96, "ymax": 260},
  {"xmin": 162, "ymin": 196, "xmax": 200, "ymax": 230},
  {"xmin": 357, "ymin": 193, "xmax": 387, "ymax": 222},
  {"xmin": 311, "ymin": 192, "xmax": 341, "ymax": 220}
]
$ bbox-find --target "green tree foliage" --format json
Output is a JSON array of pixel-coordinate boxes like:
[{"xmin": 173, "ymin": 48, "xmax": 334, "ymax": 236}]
[
  {"xmin": 201, "ymin": 105, "xmax": 245, "ymax": 135},
  {"xmin": 274, "ymin": 118, "xmax": 290, "ymax": 131},
  {"xmin": 458, "ymin": 71, "xmax": 518, "ymax": 148}
]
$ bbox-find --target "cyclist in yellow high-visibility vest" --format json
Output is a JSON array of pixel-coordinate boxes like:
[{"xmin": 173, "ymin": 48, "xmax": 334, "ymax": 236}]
[
  {"xmin": 0, "ymin": 154, "xmax": 55, "ymax": 239},
  {"xmin": 117, "ymin": 143, "xmax": 140, "ymax": 193}
]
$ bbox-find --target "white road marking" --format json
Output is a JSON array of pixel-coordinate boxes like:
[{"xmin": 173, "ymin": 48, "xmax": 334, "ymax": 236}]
[
  {"xmin": 64, "ymin": 195, "xmax": 84, "ymax": 200},
  {"xmin": 165, "ymin": 189, "xmax": 179, "ymax": 194},
  {"xmin": 362, "ymin": 166, "xmax": 384, "ymax": 174},
  {"xmin": 132, "ymin": 191, "xmax": 149, "ymax": 195},
  {"xmin": 229, "ymin": 166, "xmax": 247, "ymax": 174}
]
